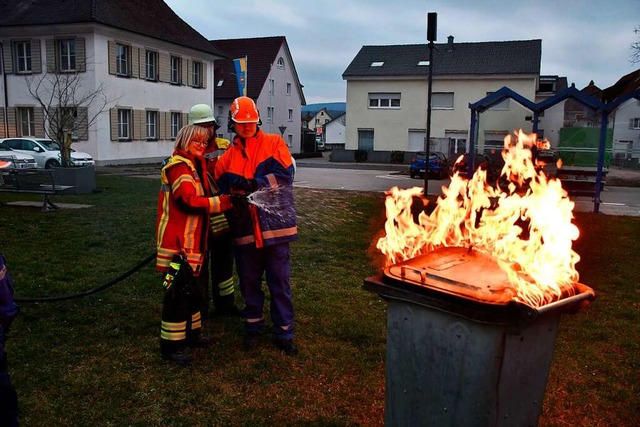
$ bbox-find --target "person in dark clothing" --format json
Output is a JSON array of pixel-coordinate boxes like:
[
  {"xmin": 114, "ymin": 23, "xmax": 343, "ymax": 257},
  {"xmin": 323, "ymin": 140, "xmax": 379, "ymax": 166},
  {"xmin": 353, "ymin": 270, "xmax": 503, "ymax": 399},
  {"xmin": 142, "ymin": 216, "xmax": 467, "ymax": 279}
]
[
  {"xmin": 0, "ymin": 252, "xmax": 19, "ymax": 426},
  {"xmin": 188, "ymin": 104, "xmax": 241, "ymax": 318}
]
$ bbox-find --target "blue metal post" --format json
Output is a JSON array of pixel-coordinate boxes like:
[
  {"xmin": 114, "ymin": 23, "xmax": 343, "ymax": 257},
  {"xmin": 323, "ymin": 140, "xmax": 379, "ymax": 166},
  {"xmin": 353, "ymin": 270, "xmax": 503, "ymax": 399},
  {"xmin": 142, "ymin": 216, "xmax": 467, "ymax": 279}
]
[{"xmin": 594, "ymin": 112, "xmax": 608, "ymax": 213}]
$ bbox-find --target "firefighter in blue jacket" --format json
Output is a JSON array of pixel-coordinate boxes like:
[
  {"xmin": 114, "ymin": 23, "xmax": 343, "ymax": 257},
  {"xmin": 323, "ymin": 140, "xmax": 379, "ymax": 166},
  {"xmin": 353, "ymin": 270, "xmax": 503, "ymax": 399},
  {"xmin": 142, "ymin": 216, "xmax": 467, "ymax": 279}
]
[{"xmin": 214, "ymin": 96, "xmax": 298, "ymax": 355}]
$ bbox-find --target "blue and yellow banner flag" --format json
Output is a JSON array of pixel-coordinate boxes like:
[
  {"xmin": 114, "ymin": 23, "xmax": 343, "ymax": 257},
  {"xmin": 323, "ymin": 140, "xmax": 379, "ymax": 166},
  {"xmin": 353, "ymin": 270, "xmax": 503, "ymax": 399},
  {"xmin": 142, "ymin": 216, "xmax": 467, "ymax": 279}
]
[{"xmin": 233, "ymin": 57, "xmax": 247, "ymax": 97}]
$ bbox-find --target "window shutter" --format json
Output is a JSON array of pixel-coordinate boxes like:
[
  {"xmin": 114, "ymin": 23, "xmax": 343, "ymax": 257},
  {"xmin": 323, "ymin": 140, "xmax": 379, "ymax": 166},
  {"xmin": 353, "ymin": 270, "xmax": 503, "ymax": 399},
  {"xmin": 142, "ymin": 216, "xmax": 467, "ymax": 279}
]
[
  {"xmin": 133, "ymin": 109, "xmax": 142, "ymax": 140},
  {"xmin": 31, "ymin": 39, "xmax": 42, "ymax": 73},
  {"xmin": 34, "ymin": 107, "xmax": 45, "ymax": 138},
  {"xmin": 7, "ymin": 107, "xmax": 17, "ymax": 137},
  {"xmin": 202, "ymin": 62, "xmax": 207, "ymax": 89},
  {"xmin": 181, "ymin": 57, "xmax": 187, "ymax": 86},
  {"xmin": 108, "ymin": 40, "xmax": 116, "ymax": 75},
  {"xmin": 3, "ymin": 41, "xmax": 13, "ymax": 74},
  {"xmin": 77, "ymin": 107, "xmax": 88, "ymax": 140},
  {"xmin": 182, "ymin": 112, "xmax": 188, "ymax": 128},
  {"xmin": 159, "ymin": 53, "xmax": 169, "ymax": 83},
  {"xmin": 110, "ymin": 108, "xmax": 117, "ymax": 141},
  {"xmin": 76, "ymin": 37, "xmax": 86, "ymax": 72},
  {"xmin": 45, "ymin": 39, "xmax": 55, "ymax": 72},
  {"xmin": 159, "ymin": 111, "xmax": 166, "ymax": 140},
  {"xmin": 186, "ymin": 59, "xmax": 192, "ymax": 86},
  {"xmin": 0, "ymin": 108, "xmax": 4, "ymax": 138},
  {"xmin": 131, "ymin": 47, "xmax": 140, "ymax": 78}
]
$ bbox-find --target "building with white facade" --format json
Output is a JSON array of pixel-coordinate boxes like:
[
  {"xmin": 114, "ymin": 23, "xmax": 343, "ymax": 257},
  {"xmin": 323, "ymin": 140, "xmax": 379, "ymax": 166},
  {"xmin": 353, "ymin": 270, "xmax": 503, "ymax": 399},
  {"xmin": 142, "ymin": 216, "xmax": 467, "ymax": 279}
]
[{"xmin": 0, "ymin": 0, "xmax": 226, "ymax": 165}]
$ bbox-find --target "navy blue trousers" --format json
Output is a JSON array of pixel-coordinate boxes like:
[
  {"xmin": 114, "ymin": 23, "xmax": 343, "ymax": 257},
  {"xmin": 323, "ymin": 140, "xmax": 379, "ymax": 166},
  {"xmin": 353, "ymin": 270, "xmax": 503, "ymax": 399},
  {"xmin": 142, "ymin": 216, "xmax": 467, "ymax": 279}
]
[{"xmin": 235, "ymin": 243, "xmax": 294, "ymax": 339}]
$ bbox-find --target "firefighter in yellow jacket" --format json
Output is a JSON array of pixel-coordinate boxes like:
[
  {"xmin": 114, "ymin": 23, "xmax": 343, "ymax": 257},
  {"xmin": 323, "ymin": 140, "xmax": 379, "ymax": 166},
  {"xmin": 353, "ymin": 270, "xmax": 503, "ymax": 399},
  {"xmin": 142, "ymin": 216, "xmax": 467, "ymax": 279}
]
[
  {"xmin": 156, "ymin": 124, "xmax": 233, "ymax": 365},
  {"xmin": 188, "ymin": 104, "xmax": 240, "ymax": 317}
]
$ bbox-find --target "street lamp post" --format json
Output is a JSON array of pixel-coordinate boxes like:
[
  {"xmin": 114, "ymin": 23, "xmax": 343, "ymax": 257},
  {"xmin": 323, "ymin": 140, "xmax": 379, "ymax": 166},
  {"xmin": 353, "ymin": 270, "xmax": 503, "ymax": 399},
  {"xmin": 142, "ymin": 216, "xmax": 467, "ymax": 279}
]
[{"xmin": 424, "ymin": 12, "xmax": 437, "ymax": 195}]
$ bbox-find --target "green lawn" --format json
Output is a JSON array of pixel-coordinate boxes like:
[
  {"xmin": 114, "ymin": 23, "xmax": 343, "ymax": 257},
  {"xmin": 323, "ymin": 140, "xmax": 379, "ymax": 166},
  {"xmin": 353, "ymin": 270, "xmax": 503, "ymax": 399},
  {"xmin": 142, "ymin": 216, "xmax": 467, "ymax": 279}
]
[{"xmin": 0, "ymin": 174, "xmax": 638, "ymax": 426}]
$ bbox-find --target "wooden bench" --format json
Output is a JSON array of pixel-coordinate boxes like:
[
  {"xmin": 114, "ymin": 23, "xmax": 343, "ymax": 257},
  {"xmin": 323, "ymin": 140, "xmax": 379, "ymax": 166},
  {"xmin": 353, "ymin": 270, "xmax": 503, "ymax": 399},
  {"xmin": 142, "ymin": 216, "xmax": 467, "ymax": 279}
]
[{"xmin": 0, "ymin": 169, "xmax": 75, "ymax": 211}]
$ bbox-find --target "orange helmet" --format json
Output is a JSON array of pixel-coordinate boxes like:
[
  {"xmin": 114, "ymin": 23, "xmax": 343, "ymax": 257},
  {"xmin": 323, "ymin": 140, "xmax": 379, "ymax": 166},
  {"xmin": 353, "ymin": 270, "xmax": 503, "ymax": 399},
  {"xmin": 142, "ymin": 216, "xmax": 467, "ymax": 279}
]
[{"xmin": 230, "ymin": 96, "xmax": 260, "ymax": 123}]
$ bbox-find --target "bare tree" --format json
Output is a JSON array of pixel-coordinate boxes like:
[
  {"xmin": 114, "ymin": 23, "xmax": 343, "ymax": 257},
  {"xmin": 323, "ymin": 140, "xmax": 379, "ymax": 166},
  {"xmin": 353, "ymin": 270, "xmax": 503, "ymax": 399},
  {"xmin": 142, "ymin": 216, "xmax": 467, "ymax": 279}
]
[
  {"xmin": 632, "ymin": 26, "xmax": 640, "ymax": 64},
  {"xmin": 25, "ymin": 65, "xmax": 115, "ymax": 167}
]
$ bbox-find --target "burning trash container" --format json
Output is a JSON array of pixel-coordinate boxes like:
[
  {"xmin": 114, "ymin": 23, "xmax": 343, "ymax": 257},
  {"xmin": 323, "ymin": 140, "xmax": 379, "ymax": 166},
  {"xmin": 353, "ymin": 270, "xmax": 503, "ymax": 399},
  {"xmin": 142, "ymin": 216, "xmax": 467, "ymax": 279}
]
[{"xmin": 364, "ymin": 247, "xmax": 595, "ymax": 427}]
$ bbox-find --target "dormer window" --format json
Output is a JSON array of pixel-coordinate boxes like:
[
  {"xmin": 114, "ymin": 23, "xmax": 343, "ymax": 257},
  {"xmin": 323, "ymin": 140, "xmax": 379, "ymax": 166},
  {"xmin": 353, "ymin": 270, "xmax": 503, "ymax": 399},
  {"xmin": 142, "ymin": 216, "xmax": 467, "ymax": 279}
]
[
  {"xmin": 370, "ymin": 61, "xmax": 385, "ymax": 67},
  {"xmin": 417, "ymin": 60, "xmax": 430, "ymax": 66}
]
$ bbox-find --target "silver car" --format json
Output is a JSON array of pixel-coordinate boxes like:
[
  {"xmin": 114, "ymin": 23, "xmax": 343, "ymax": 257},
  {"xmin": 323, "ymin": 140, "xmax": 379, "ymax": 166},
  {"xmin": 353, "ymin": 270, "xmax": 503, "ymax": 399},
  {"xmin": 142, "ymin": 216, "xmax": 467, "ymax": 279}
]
[
  {"xmin": 0, "ymin": 144, "xmax": 38, "ymax": 169},
  {"xmin": 0, "ymin": 137, "xmax": 94, "ymax": 168}
]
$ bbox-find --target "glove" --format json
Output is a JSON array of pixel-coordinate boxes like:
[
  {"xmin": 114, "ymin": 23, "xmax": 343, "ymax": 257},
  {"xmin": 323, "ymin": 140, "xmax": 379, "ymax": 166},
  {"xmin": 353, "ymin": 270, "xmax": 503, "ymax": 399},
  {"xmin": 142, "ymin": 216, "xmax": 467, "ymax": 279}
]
[
  {"xmin": 233, "ymin": 178, "xmax": 258, "ymax": 193},
  {"xmin": 218, "ymin": 194, "xmax": 233, "ymax": 212}
]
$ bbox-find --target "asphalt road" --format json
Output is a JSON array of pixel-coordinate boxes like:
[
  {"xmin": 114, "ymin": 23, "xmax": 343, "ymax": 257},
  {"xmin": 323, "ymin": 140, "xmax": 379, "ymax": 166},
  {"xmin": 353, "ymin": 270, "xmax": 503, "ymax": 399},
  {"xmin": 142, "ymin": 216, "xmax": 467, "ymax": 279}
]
[{"xmin": 293, "ymin": 160, "xmax": 640, "ymax": 217}]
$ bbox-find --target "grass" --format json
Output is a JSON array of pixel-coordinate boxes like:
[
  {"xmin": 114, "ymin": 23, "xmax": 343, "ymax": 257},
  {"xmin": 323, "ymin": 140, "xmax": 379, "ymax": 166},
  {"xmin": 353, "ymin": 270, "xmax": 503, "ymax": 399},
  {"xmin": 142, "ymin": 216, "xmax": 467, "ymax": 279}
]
[{"xmin": 0, "ymin": 174, "xmax": 638, "ymax": 426}]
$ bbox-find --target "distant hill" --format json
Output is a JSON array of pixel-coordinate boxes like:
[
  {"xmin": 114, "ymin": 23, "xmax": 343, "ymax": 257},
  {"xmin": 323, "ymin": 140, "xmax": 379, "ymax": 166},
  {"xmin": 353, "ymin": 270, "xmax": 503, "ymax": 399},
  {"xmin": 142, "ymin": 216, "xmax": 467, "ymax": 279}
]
[{"xmin": 302, "ymin": 102, "xmax": 346, "ymax": 117}]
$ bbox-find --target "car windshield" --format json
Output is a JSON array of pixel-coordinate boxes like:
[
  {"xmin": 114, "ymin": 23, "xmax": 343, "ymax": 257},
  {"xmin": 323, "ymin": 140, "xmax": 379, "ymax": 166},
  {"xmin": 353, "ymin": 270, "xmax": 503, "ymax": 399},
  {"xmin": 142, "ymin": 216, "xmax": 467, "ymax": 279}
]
[{"xmin": 37, "ymin": 139, "xmax": 61, "ymax": 151}]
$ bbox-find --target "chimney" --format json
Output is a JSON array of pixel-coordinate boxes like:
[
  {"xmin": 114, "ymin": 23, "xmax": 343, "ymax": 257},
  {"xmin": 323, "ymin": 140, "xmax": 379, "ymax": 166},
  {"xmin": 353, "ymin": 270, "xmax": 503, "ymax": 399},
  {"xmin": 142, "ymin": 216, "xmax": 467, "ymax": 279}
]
[{"xmin": 447, "ymin": 35, "xmax": 454, "ymax": 52}]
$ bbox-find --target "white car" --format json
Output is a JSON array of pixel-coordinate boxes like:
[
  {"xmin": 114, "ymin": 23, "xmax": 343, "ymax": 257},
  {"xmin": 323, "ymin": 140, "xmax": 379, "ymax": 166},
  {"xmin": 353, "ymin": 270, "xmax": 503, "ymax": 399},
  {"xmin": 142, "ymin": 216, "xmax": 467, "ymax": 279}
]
[
  {"xmin": 0, "ymin": 137, "xmax": 95, "ymax": 169},
  {"xmin": 0, "ymin": 144, "xmax": 38, "ymax": 169}
]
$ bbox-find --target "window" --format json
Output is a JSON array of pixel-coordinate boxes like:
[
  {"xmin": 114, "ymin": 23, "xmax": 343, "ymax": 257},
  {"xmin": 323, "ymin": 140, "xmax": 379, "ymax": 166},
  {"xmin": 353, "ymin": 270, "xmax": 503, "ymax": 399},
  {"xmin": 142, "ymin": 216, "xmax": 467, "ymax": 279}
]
[
  {"xmin": 370, "ymin": 61, "xmax": 385, "ymax": 67},
  {"xmin": 267, "ymin": 106, "xmax": 274, "ymax": 123},
  {"xmin": 269, "ymin": 79, "xmax": 274, "ymax": 95},
  {"xmin": 286, "ymin": 82, "xmax": 291, "ymax": 96},
  {"xmin": 288, "ymin": 108, "xmax": 293, "ymax": 121},
  {"xmin": 417, "ymin": 60, "xmax": 430, "ymax": 66},
  {"xmin": 631, "ymin": 118, "xmax": 640, "ymax": 129},
  {"xmin": 486, "ymin": 92, "xmax": 509, "ymax": 110},
  {"xmin": 216, "ymin": 79, "xmax": 224, "ymax": 87},
  {"xmin": 145, "ymin": 50, "xmax": 158, "ymax": 81},
  {"xmin": 192, "ymin": 61, "xmax": 203, "ymax": 87},
  {"xmin": 368, "ymin": 93, "xmax": 401, "ymax": 109},
  {"xmin": 118, "ymin": 109, "xmax": 131, "ymax": 140},
  {"xmin": 146, "ymin": 111, "xmax": 158, "ymax": 139},
  {"xmin": 58, "ymin": 39, "xmax": 76, "ymax": 71},
  {"xmin": 357, "ymin": 129, "xmax": 374, "ymax": 151},
  {"xmin": 170, "ymin": 112, "xmax": 181, "ymax": 139},
  {"xmin": 170, "ymin": 56, "xmax": 181, "ymax": 84},
  {"xmin": 18, "ymin": 107, "xmax": 35, "ymax": 136},
  {"xmin": 14, "ymin": 41, "xmax": 32, "ymax": 73},
  {"xmin": 287, "ymin": 134, "xmax": 293, "ymax": 147},
  {"xmin": 277, "ymin": 57, "xmax": 285, "ymax": 69},
  {"xmin": 431, "ymin": 92, "xmax": 454, "ymax": 109},
  {"xmin": 116, "ymin": 44, "xmax": 130, "ymax": 76}
]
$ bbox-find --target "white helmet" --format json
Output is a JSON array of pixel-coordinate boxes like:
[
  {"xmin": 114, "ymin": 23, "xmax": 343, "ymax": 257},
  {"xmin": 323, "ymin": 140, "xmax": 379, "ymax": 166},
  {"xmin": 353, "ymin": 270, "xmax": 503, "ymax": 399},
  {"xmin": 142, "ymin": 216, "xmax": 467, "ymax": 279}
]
[{"xmin": 188, "ymin": 104, "xmax": 218, "ymax": 128}]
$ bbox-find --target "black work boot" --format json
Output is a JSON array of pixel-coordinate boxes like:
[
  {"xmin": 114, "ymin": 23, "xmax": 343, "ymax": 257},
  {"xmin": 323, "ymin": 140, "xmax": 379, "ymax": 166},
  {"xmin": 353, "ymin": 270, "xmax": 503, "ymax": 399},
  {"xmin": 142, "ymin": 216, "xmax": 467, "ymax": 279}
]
[
  {"xmin": 161, "ymin": 349, "xmax": 193, "ymax": 366},
  {"xmin": 212, "ymin": 294, "xmax": 241, "ymax": 317},
  {"xmin": 243, "ymin": 332, "xmax": 261, "ymax": 351},
  {"xmin": 274, "ymin": 338, "xmax": 299, "ymax": 356}
]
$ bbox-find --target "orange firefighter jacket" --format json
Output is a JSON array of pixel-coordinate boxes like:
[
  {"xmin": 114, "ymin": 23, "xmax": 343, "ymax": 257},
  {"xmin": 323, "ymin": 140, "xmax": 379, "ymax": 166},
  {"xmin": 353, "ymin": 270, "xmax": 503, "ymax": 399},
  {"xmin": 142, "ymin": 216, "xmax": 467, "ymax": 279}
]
[{"xmin": 156, "ymin": 151, "xmax": 232, "ymax": 276}]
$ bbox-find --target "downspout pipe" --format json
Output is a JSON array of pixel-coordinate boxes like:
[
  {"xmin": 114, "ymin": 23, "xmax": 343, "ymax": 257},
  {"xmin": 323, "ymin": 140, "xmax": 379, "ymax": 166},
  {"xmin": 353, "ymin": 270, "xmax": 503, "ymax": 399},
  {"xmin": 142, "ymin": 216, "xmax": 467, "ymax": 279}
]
[{"xmin": 0, "ymin": 41, "xmax": 9, "ymax": 137}]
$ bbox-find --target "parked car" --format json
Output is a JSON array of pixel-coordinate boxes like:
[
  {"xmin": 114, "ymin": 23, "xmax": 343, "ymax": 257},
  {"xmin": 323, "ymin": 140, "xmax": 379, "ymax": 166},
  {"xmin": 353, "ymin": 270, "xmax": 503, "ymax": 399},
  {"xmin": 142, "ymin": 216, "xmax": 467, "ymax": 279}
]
[
  {"xmin": 0, "ymin": 138, "xmax": 94, "ymax": 169},
  {"xmin": 409, "ymin": 151, "xmax": 449, "ymax": 179},
  {"xmin": 0, "ymin": 145, "xmax": 38, "ymax": 169},
  {"xmin": 451, "ymin": 152, "xmax": 503, "ymax": 182}
]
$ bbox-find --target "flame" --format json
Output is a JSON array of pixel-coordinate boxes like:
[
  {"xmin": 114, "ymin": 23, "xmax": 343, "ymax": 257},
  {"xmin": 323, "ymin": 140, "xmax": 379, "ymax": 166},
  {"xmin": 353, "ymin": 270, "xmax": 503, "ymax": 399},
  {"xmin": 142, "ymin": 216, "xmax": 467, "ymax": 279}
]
[{"xmin": 376, "ymin": 130, "xmax": 580, "ymax": 307}]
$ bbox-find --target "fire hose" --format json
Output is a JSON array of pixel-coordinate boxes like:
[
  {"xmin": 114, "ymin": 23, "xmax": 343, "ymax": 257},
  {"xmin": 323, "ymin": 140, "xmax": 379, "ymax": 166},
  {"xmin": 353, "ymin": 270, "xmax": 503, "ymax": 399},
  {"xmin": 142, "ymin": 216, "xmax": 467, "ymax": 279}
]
[{"xmin": 14, "ymin": 252, "xmax": 156, "ymax": 303}]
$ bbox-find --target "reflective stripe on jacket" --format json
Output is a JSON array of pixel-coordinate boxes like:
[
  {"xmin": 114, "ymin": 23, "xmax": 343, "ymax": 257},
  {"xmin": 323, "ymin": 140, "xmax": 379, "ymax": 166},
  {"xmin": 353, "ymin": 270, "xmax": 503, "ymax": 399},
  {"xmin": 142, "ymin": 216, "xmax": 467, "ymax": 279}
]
[{"xmin": 214, "ymin": 130, "xmax": 297, "ymax": 248}]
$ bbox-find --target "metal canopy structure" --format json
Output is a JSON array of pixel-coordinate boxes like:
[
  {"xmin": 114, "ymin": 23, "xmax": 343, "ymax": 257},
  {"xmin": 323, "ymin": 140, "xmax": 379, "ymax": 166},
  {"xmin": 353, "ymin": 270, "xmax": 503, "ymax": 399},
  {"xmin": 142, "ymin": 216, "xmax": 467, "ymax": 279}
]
[{"xmin": 468, "ymin": 85, "xmax": 640, "ymax": 213}]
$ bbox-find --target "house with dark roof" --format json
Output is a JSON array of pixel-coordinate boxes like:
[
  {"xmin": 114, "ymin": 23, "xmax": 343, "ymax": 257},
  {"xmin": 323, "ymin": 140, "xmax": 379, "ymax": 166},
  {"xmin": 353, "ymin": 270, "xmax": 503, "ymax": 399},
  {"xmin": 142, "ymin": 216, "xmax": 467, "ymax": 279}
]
[
  {"xmin": 601, "ymin": 68, "xmax": 640, "ymax": 166},
  {"xmin": 340, "ymin": 36, "xmax": 542, "ymax": 162},
  {"xmin": 210, "ymin": 36, "xmax": 305, "ymax": 153},
  {"xmin": 0, "ymin": 0, "xmax": 226, "ymax": 164},
  {"xmin": 534, "ymin": 75, "xmax": 568, "ymax": 145}
]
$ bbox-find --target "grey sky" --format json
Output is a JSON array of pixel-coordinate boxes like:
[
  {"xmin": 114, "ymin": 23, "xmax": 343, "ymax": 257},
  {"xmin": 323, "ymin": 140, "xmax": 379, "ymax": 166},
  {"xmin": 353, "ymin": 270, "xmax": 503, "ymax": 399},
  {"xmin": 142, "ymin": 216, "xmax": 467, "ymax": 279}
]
[{"xmin": 165, "ymin": 0, "xmax": 639, "ymax": 104}]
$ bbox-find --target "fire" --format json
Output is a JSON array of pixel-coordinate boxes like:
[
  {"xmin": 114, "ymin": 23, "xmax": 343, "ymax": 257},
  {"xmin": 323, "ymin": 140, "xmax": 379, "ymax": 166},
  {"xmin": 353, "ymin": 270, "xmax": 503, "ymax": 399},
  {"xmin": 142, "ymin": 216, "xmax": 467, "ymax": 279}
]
[{"xmin": 376, "ymin": 130, "xmax": 580, "ymax": 307}]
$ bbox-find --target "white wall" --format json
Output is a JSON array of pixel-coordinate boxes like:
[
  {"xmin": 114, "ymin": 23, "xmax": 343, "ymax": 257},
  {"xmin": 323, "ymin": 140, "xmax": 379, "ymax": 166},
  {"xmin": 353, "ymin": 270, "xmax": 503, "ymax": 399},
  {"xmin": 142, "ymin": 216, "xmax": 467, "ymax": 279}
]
[{"xmin": 612, "ymin": 99, "xmax": 640, "ymax": 159}]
